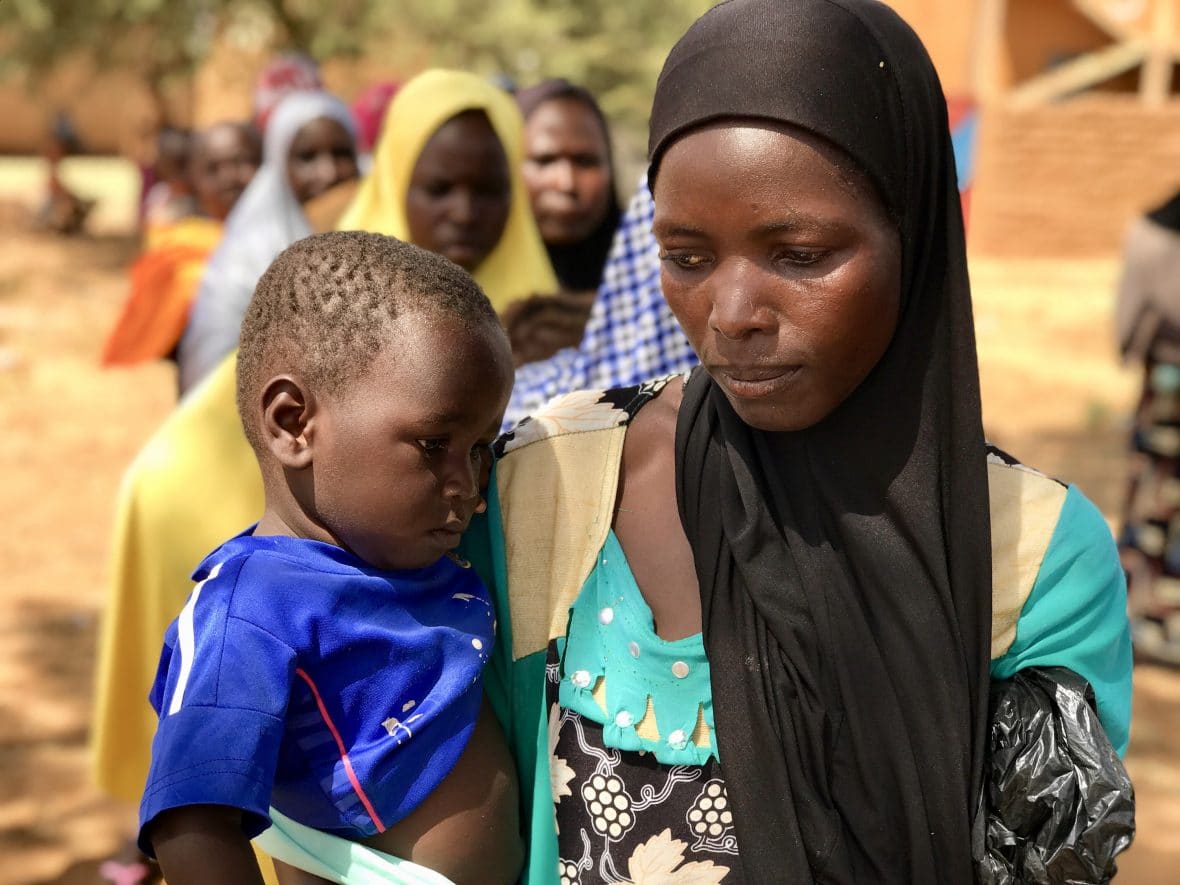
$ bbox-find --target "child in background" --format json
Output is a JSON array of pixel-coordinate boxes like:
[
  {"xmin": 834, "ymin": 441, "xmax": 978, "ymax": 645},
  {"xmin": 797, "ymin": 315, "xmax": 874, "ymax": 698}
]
[
  {"xmin": 137, "ymin": 231, "xmax": 521, "ymax": 885},
  {"xmin": 36, "ymin": 111, "xmax": 94, "ymax": 235}
]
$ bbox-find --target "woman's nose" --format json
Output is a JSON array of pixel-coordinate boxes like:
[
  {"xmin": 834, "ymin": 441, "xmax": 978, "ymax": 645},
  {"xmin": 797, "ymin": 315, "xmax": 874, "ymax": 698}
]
[
  {"xmin": 314, "ymin": 153, "xmax": 338, "ymax": 186},
  {"xmin": 449, "ymin": 189, "xmax": 478, "ymax": 224},
  {"xmin": 709, "ymin": 260, "xmax": 776, "ymax": 340},
  {"xmin": 550, "ymin": 159, "xmax": 577, "ymax": 194}
]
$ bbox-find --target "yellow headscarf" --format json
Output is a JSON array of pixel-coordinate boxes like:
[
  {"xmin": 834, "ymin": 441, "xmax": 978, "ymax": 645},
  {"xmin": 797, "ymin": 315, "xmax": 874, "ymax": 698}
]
[{"xmin": 337, "ymin": 68, "xmax": 557, "ymax": 312}]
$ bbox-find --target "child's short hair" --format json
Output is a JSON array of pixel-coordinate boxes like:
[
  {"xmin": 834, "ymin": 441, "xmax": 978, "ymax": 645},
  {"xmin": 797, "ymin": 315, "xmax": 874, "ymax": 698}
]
[{"xmin": 236, "ymin": 230, "xmax": 501, "ymax": 450}]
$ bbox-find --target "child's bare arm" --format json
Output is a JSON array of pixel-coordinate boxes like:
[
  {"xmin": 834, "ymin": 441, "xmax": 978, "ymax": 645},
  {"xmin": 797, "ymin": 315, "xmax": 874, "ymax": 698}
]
[{"xmin": 147, "ymin": 805, "xmax": 266, "ymax": 885}]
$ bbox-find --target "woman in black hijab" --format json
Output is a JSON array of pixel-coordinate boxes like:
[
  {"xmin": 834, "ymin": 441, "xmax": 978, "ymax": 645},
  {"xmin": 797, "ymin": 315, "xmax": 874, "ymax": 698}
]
[
  {"xmin": 653, "ymin": 0, "xmax": 989, "ymax": 876},
  {"xmin": 506, "ymin": 80, "xmax": 625, "ymax": 366},
  {"xmin": 474, "ymin": 1, "xmax": 1132, "ymax": 882},
  {"xmin": 517, "ymin": 79, "xmax": 622, "ymax": 294}
]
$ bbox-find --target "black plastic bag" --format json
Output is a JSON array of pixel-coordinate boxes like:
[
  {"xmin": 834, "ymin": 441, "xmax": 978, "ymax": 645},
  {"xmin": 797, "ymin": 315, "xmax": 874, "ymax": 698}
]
[{"xmin": 975, "ymin": 667, "xmax": 1135, "ymax": 883}]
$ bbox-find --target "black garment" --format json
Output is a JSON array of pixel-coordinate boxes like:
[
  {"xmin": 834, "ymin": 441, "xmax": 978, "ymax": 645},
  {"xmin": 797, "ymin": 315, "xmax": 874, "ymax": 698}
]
[
  {"xmin": 657, "ymin": 1, "xmax": 991, "ymax": 882},
  {"xmin": 516, "ymin": 79, "xmax": 623, "ymax": 292},
  {"xmin": 544, "ymin": 201, "xmax": 621, "ymax": 293},
  {"xmin": 1147, "ymin": 189, "xmax": 1180, "ymax": 232}
]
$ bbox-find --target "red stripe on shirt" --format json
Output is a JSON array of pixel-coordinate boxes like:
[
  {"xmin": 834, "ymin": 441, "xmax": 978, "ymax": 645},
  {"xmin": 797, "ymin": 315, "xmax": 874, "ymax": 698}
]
[{"xmin": 294, "ymin": 667, "xmax": 387, "ymax": 833}]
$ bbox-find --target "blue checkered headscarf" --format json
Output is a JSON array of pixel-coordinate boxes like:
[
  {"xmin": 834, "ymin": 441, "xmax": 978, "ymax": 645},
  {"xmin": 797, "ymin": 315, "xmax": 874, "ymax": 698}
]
[{"xmin": 502, "ymin": 175, "xmax": 698, "ymax": 429}]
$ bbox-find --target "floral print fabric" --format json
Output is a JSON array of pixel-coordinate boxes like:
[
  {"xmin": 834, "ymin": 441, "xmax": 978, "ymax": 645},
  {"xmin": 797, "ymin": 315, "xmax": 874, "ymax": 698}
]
[{"xmin": 547, "ymin": 644, "xmax": 742, "ymax": 884}]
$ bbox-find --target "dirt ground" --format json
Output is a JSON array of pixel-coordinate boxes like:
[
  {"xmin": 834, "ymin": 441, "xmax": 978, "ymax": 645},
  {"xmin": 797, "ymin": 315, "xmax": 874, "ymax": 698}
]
[{"xmin": 0, "ymin": 177, "xmax": 1177, "ymax": 882}]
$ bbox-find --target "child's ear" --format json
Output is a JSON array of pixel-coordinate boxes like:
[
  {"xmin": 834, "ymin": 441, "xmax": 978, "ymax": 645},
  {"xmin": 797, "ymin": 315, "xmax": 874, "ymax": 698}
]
[{"xmin": 260, "ymin": 375, "xmax": 317, "ymax": 469}]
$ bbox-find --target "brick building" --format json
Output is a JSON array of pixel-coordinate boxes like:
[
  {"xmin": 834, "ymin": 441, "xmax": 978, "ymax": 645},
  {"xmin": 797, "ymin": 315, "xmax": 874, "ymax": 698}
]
[{"xmin": 894, "ymin": 0, "xmax": 1180, "ymax": 256}]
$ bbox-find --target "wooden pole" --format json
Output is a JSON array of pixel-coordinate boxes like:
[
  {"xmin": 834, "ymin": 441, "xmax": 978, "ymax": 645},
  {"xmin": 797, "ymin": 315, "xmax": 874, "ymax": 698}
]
[
  {"xmin": 972, "ymin": 0, "xmax": 1008, "ymax": 102},
  {"xmin": 1140, "ymin": 0, "xmax": 1176, "ymax": 104}
]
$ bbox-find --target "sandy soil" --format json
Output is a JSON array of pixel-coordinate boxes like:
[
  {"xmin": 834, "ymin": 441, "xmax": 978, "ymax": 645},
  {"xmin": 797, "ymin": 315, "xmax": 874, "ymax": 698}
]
[{"xmin": 0, "ymin": 185, "xmax": 1176, "ymax": 882}]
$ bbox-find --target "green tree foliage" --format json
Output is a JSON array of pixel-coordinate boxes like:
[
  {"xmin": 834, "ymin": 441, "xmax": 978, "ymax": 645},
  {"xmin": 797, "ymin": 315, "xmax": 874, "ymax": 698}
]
[
  {"xmin": 0, "ymin": 0, "xmax": 386, "ymax": 82},
  {"xmin": 0, "ymin": 0, "xmax": 714, "ymax": 150},
  {"xmin": 392, "ymin": 0, "xmax": 716, "ymax": 144}
]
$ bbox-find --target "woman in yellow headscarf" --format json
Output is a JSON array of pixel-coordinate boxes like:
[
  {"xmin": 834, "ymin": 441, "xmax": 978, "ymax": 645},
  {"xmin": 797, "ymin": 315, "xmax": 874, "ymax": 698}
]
[
  {"xmin": 90, "ymin": 69, "xmax": 554, "ymax": 884},
  {"xmin": 338, "ymin": 68, "xmax": 556, "ymax": 308}
]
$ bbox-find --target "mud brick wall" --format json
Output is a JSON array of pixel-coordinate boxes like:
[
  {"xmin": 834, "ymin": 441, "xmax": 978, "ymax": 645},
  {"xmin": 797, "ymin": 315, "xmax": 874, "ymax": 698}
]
[{"xmin": 971, "ymin": 97, "xmax": 1180, "ymax": 257}]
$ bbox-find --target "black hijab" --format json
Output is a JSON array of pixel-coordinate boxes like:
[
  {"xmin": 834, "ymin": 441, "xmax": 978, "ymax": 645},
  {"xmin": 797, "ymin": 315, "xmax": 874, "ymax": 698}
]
[
  {"xmin": 1147, "ymin": 188, "xmax": 1180, "ymax": 232},
  {"xmin": 516, "ymin": 79, "xmax": 623, "ymax": 292},
  {"xmin": 653, "ymin": 1, "xmax": 991, "ymax": 881}
]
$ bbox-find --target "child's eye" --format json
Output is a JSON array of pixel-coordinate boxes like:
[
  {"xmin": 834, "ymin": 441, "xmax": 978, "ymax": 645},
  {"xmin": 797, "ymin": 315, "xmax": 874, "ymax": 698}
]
[
  {"xmin": 417, "ymin": 438, "xmax": 448, "ymax": 456},
  {"xmin": 470, "ymin": 441, "xmax": 493, "ymax": 462}
]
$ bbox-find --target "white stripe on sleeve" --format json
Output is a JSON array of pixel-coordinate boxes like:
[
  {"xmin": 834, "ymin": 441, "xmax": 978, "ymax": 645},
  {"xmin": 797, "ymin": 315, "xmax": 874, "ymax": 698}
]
[{"xmin": 168, "ymin": 561, "xmax": 223, "ymax": 716}]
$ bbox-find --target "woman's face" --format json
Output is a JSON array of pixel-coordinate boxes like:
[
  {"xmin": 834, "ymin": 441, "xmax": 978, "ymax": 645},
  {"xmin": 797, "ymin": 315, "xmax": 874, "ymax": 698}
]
[
  {"xmin": 653, "ymin": 123, "xmax": 901, "ymax": 432},
  {"xmin": 522, "ymin": 97, "xmax": 613, "ymax": 246},
  {"xmin": 190, "ymin": 123, "xmax": 261, "ymax": 221},
  {"xmin": 405, "ymin": 111, "xmax": 511, "ymax": 271},
  {"xmin": 286, "ymin": 117, "xmax": 359, "ymax": 204}
]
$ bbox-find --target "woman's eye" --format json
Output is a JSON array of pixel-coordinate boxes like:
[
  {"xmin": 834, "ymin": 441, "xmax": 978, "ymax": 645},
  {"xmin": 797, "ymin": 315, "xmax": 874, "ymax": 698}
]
[
  {"xmin": 659, "ymin": 251, "xmax": 709, "ymax": 270},
  {"xmin": 777, "ymin": 248, "xmax": 828, "ymax": 267},
  {"xmin": 470, "ymin": 442, "xmax": 492, "ymax": 462},
  {"xmin": 418, "ymin": 439, "xmax": 448, "ymax": 455}
]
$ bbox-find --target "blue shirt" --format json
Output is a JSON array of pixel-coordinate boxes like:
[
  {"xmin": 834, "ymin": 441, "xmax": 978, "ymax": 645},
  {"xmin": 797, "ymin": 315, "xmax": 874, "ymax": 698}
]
[{"xmin": 138, "ymin": 531, "xmax": 495, "ymax": 854}]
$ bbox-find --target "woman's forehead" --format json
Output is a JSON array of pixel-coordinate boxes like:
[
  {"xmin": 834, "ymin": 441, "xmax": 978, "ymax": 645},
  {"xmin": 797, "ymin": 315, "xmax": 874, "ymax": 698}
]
[{"xmin": 653, "ymin": 121, "xmax": 884, "ymax": 219}]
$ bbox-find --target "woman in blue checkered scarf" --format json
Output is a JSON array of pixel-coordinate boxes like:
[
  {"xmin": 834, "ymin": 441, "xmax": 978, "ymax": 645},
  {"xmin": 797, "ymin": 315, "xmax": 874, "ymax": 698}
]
[{"xmin": 502, "ymin": 176, "xmax": 699, "ymax": 429}]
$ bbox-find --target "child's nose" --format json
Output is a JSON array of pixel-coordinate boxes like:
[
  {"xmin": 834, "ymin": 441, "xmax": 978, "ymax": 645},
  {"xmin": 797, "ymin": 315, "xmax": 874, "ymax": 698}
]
[{"xmin": 444, "ymin": 453, "xmax": 479, "ymax": 501}]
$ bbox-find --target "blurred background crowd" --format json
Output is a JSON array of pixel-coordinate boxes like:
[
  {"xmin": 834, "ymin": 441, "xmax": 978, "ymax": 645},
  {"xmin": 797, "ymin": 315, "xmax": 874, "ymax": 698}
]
[{"xmin": 1, "ymin": 0, "xmax": 1179, "ymax": 882}]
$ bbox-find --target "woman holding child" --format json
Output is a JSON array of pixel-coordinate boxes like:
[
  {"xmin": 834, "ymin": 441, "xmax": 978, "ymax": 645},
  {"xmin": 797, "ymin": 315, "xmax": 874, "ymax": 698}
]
[
  {"xmin": 125, "ymin": 2, "xmax": 1134, "ymax": 881},
  {"xmin": 158, "ymin": 1, "xmax": 1132, "ymax": 883}
]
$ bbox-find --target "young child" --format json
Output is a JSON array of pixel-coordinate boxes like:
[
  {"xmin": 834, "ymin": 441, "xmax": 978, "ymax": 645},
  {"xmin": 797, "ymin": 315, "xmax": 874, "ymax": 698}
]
[{"xmin": 137, "ymin": 231, "xmax": 520, "ymax": 885}]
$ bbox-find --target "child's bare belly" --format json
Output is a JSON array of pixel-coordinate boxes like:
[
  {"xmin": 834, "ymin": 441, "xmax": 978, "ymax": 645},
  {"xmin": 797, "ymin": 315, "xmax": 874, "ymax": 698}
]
[
  {"xmin": 272, "ymin": 699, "xmax": 521, "ymax": 885},
  {"xmin": 361, "ymin": 697, "xmax": 522, "ymax": 884}
]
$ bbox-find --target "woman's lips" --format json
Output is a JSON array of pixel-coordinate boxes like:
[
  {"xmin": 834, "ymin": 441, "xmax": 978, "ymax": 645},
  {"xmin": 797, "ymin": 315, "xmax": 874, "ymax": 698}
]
[{"xmin": 715, "ymin": 365, "xmax": 801, "ymax": 398}]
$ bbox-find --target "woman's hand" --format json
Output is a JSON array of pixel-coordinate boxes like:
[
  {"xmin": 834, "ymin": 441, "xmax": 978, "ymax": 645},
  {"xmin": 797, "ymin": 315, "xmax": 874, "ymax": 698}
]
[{"xmin": 503, "ymin": 290, "xmax": 595, "ymax": 366}]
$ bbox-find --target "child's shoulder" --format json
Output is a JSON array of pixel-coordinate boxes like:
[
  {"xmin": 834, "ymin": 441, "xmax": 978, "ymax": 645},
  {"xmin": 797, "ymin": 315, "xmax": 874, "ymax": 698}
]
[{"xmin": 187, "ymin": 534, "xmax": 320, "ymax": 627}]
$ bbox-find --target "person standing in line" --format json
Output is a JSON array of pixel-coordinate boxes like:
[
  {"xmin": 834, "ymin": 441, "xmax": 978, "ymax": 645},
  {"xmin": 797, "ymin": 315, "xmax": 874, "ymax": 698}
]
[
  {"xmin": 505, "ymin": 80, "xmax": 624, "ymax": 366},
  {"xmin": 177, "ymin": 92, "xmax": 359, "ymax": 393},
  {"xmin": 1117, "ymin": 186, "xmax": 1180, "ymax": 665}
]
